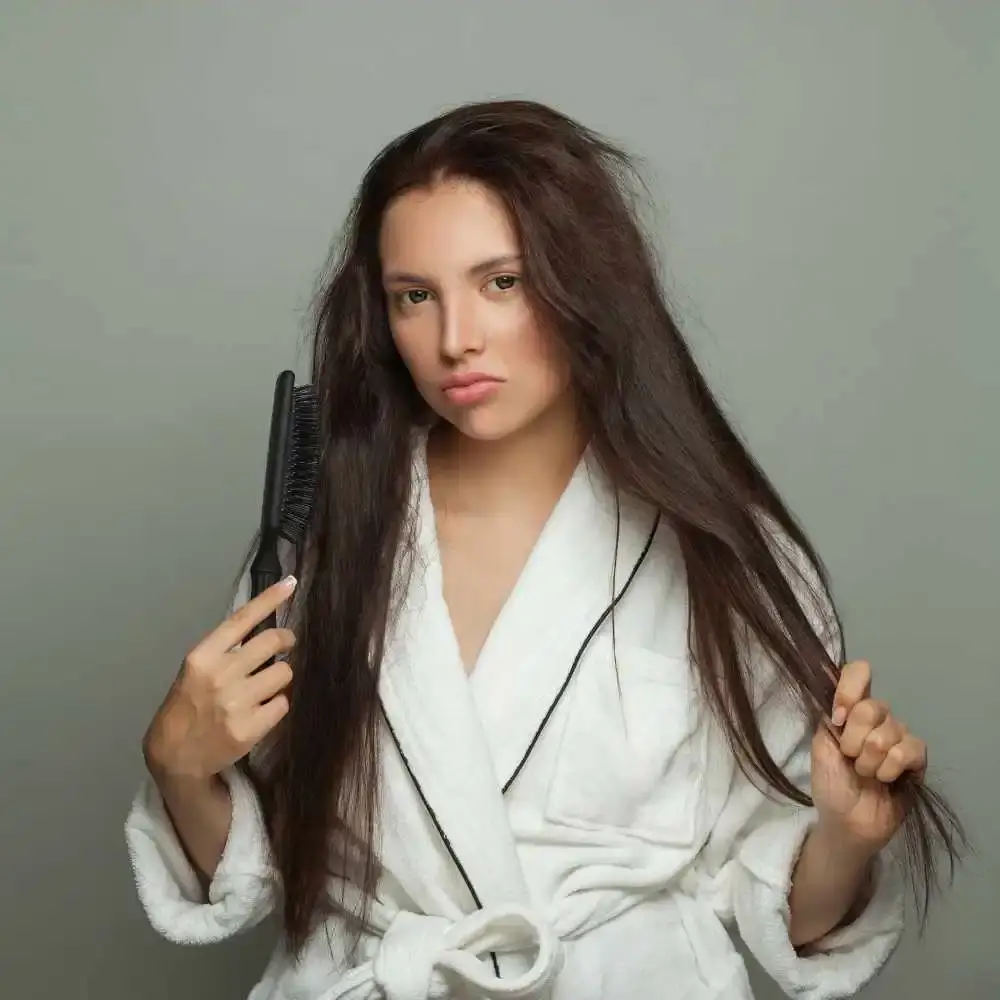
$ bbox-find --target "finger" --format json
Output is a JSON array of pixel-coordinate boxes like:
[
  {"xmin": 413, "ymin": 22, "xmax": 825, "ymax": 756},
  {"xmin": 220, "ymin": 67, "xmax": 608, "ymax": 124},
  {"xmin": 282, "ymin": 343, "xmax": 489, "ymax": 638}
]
[
  {"xmin": 852, "ymin": 715, "xmax": 906, "ymax": 778},
  {"xmin": 226, "ymin": 628, "xmax": 296, "ymax": 676},
  {"xmin": 240, "ymin": 659, "xmax": 293, "ymax": 706},
  {"xmin": 243, "ymin": 694, "xmax": 290, "ymax": 746},
  {"xmin": 875, "ymin": 734, "xmax": 927, "ymax": 783},
  {"xmin": 199, "ymin": 577, "xmax": 297, "ymax": 659},
  {"xmin": 831, "ymin": 660, "xmax": 872, "ymax": 726},
  {"xmin": 838, "ymin": 698, "xmax": 890, "ymax": 758}
]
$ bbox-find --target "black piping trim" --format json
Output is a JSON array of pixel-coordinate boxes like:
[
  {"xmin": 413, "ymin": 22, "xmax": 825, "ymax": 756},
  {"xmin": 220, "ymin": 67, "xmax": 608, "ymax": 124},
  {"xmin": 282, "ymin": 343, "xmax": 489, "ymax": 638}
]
[
  {"xmin": 381, "ymin": 708, "xmax": 502, "ymax": 979},
  {"xmin": 379, "ymin": 509, "xmax": 661, "ymax": 983},
  {"xmin": 501, "ymin": 511, "xmax": 661, "ymax": 796}
]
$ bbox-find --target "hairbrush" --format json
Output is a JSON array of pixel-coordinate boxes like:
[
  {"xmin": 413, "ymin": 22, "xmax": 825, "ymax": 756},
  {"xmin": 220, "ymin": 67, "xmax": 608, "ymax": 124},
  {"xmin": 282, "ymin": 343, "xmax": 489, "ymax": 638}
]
[{"xmin": 247, "ymin": 369, "xmax": 320, "ymax": 640}]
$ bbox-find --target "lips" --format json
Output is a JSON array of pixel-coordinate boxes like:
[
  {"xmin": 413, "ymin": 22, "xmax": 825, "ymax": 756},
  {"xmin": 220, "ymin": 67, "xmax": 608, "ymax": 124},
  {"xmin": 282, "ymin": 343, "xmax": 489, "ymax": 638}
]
[
  {"xmin": 441, "ymin": 374, "xmax": 502, "ymax": 406},
  {"xmin": 441, "ymin": 373, "xmax": 500, "ymax": 391}
]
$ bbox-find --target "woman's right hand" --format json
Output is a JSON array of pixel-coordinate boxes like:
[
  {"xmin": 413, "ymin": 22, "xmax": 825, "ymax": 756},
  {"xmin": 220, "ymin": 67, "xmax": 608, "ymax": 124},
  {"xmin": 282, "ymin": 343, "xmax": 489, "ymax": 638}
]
[{"xmin": 142, "ymin": 575, "xmax": 298, "ymax": 782}]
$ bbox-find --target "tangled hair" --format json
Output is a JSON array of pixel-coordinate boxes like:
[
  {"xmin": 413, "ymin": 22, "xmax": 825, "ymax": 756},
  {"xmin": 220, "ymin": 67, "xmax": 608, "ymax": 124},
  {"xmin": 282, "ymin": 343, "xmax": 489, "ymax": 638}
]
[{"xmin": 254, "ymin": 99, "xmax": 965, "ymax": 953}]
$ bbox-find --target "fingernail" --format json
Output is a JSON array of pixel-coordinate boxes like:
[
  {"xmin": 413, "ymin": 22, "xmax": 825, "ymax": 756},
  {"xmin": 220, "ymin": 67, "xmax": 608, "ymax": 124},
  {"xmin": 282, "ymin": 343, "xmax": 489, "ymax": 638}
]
[
  {"xmin": 831, "ymin": 706, "xmax": 846, "ymax": 726},
  {"xmin": 282, "ymin": 575, "xmax": 297, "ymax": 589}
]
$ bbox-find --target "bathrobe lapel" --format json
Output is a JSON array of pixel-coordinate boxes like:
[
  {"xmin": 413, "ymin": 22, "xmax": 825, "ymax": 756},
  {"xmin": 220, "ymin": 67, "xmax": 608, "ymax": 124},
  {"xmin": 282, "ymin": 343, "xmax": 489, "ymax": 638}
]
[{"xmin": 377, "ymin": 440, "xmax": 657, "ymax": 912}]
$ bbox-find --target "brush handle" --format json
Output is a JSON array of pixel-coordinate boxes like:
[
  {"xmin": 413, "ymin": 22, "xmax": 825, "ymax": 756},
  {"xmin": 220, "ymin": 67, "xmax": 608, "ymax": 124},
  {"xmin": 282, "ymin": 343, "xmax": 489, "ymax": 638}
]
[
  {"xmin": 246, "ymin": 370, "xmax": 297, "ymax": 657},
  {"xmin": 248, "ymin": 534, "xmax": 283, "ymax": 656},
  {"xmin": 248, "ymin": 615, "xmax": 277, "ymax": 656},
  {"xmin": 248, "ymin": 606, "xmax": 279, "ymax": 642}
]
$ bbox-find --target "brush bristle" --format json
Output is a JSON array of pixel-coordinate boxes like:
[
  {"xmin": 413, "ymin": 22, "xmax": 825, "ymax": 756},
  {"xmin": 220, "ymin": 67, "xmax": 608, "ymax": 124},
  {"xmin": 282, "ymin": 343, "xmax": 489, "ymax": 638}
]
[{"xmin": 279, "ymin": 384, "xmax": 320, "ymax": 545}]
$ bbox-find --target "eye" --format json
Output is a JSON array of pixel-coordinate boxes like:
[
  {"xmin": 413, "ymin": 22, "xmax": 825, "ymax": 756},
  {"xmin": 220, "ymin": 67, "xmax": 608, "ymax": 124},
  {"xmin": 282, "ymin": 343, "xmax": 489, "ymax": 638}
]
[
  {"xmin": 488, "ymin": 274, "xmax": 520, "ymax": 293},
  {"xmin": 395, "ymin": 288, "xmax": 432, "ymax": 308}
]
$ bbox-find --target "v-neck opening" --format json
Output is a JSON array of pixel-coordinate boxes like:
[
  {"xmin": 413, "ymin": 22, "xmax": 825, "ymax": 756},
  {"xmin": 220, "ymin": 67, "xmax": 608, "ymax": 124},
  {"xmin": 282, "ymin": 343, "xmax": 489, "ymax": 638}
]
[
  {"xmin": 375, "ymin": 434, "xmax": 663, "ymax": 919},
  {"xmin": 417, "ymin": 435, "xmax": 591, "ymax": 678}
]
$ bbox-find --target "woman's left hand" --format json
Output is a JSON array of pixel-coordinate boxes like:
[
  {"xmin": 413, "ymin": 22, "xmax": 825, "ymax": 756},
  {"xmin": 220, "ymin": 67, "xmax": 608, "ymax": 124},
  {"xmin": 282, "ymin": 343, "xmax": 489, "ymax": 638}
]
[{"xmin": 811, "ymin": 660, "xmax": 927, "ymax": 852}]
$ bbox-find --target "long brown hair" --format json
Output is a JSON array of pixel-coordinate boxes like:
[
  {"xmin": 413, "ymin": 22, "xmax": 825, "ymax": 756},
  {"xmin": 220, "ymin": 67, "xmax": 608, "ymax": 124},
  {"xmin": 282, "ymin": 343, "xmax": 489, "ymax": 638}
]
[{"xmin": 260, "ymin": 99, "xmax": 965, "ymax": 953}]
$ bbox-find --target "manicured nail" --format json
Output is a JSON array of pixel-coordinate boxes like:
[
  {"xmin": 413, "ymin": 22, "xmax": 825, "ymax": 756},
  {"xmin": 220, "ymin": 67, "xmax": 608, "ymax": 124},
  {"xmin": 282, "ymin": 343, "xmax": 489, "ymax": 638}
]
[
  {"xmin": 282, "ymin": 575, "xmax": 297, "ymax": 589},
  {"xmin": 831, "ymin": 706, "xmax": 846, "ymax": 726}
]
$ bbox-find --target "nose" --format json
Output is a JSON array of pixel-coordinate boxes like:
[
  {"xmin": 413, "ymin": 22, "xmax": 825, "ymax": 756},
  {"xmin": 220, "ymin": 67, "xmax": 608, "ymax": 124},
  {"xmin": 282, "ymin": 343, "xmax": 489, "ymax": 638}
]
[{"xmin": 439, "ymin": 291, "xmax": 483, "ymax": 360}]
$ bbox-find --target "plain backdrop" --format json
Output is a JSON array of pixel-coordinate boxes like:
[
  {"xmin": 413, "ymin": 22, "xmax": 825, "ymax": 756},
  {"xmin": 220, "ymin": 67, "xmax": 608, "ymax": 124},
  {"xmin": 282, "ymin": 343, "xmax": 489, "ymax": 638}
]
[{"xmin": 1, "ymin": 3, "xmax": 996, "ymax": 998}]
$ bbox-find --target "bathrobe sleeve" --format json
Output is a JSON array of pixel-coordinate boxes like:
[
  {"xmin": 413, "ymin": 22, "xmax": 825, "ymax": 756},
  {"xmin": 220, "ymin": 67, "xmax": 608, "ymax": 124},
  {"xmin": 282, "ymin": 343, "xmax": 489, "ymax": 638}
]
[
  {"xmin": 692, "ymin": 518, "xmax": 905, "ymax": 999},
  {"xmin": 125, "ymin": 764, "xmax": 277, "ymax": 943},
  {"xmin": 124, "ymin": 540, "xmax": 295, "ymax": 944}
]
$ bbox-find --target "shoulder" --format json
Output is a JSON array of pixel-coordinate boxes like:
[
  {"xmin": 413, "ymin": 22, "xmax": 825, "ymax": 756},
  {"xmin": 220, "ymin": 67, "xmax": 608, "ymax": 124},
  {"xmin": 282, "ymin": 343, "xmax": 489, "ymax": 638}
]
[{"xmin": 626, "ymin": 504, "xmax": 841, "ymax": 701}]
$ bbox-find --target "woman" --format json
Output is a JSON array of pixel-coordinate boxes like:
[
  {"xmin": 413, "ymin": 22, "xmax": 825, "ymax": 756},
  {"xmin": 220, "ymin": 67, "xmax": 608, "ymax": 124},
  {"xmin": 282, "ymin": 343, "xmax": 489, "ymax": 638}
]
[{"xmin": 126, "ymin": 100, "xmax": 963, "ymax": 999}]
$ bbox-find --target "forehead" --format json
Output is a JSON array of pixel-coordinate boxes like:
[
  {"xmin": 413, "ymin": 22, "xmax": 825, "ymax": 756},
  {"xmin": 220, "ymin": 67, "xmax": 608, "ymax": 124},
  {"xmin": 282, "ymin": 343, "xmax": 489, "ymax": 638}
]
[{"xmin": 379, "ymin": 179, "xmax": 519, "ymax": 272}]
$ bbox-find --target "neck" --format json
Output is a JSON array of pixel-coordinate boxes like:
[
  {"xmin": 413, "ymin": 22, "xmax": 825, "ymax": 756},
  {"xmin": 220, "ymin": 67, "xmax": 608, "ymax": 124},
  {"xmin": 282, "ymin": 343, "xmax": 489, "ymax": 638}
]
[{"xmin": 428, "ymin": 399, "xmax": 586, "ymax": 516}]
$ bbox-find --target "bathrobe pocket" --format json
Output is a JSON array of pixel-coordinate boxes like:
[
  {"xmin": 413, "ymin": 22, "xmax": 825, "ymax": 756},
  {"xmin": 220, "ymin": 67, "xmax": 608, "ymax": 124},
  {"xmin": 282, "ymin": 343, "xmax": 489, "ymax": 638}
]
[{"xmin": 544, "ymin": 639, "xmax": 707, "ymax": 847}]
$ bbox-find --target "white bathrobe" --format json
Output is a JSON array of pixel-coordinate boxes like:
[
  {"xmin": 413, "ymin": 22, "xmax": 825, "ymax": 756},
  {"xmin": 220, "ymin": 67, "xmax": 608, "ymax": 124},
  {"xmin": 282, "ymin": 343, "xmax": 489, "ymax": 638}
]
[{"xmin": 125, "ymin": 442, "xmax": 904, "ymax": 999}]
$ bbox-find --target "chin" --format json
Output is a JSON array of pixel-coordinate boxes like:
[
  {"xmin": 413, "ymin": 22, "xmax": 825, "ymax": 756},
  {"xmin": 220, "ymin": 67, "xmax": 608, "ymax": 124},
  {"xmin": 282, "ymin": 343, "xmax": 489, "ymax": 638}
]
[{"xmin": 444, "ymin": 407, "xmax": 528, "ymax": 442}]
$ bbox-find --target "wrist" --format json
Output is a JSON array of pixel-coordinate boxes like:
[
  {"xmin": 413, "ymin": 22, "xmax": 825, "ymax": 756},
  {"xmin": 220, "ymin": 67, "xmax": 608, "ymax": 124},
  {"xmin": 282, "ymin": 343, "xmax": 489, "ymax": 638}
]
[
  {"xmin": 152, "ymin": 769, "xmax": 230, "ymax": 824},
  {"xmin": 809, "ymin": 818, "xmax": 881, "ymax": 873},
  {"xmin": 144, "ymin": 747, "xmax": 223, "ymax": 796},
  {"xmin": 789, "ymin": 819, "xmax": 880, "ymax": 947}
]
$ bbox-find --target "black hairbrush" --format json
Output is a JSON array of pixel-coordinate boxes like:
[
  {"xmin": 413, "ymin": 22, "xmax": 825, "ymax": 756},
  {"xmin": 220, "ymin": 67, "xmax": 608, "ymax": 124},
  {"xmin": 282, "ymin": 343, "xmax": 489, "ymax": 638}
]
[{"xmin": 248, "ymin": 370, "xmax": 320, "ymax": 641}]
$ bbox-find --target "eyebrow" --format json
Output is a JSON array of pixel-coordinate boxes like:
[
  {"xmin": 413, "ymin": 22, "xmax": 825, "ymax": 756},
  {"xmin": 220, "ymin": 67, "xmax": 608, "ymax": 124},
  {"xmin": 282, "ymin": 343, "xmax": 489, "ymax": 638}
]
[{"xmin": 383, "ymin": 254, "xmax": 523, "ymax": 285}]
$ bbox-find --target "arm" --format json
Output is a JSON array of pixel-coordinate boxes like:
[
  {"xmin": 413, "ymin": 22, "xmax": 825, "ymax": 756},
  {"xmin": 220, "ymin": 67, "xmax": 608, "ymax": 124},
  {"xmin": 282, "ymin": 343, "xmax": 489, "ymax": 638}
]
[
  {"xmin": 790, "ymin": 656, "xmax": 929, "ymax": 950},
  {"xmin": 125, "ymin": 764, "xmax": 277, "ymax": 944},
  {"xmin": 692, "ymin": 514, "xmax": 905, "ymax": 997},
  {"xmin": 148, "ymin": 537, "xmax": 297, "ymax": 884},
  {"xmin": 692, "ymin": 694, "xmax": 905, "ymax": 1000},
  {"xmin": 788, "ymin": 821, "xmax": 875, "ymax": 948},
  {"xmin": 147, "ymin": 767, "xmax": 233, "ymax": 887},
  {"xmin": 125, "ymin": 559, "xmax": 297, "ymax": 944}
]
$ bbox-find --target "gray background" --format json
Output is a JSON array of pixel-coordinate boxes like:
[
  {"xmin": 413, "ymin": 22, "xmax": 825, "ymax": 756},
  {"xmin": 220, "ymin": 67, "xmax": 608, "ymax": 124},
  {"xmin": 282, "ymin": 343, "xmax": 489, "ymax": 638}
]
[{"xmin": 1, "ymin": 2, "xmax": 995, "ymax": 997}]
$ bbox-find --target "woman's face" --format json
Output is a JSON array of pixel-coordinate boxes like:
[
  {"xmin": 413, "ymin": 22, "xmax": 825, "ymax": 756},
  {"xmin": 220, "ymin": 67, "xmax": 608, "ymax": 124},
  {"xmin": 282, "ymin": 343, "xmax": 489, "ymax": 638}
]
[{"xmin": 379, "ymin": 178, "xmax": 571, "ymax": 442}]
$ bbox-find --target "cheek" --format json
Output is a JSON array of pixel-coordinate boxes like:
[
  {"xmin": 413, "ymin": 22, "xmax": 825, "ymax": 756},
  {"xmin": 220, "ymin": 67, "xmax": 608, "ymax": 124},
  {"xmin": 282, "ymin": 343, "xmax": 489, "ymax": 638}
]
[
  {"xmin": 391, "ymin": 318, "xmax": 436, "ymax": 383},
  {"xmin": 512, "ymin": 318, "xmax": 570, "ymax": 396}
]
